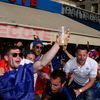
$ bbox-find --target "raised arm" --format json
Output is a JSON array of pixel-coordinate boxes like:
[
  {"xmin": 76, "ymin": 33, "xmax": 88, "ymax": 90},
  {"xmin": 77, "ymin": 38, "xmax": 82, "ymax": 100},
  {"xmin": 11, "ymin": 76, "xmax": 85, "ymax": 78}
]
[
  {"xmin": 34, "ymin": 32, "xmax": 70, "ymax": 71},
  {"xmin": 63, "ymin": 45, "xmax": 73, "ymax": 59}
]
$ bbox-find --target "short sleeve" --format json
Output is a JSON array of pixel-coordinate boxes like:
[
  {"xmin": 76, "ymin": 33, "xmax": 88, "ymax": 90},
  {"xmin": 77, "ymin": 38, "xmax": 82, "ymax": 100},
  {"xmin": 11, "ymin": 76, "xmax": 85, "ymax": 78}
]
[
  {"xmin": 90, "ymin": 61, "xmax": 98, "ymax": 78},
  {"xmin": 64, "ymin": 62, "xmax": 71, "ymax": 74}
]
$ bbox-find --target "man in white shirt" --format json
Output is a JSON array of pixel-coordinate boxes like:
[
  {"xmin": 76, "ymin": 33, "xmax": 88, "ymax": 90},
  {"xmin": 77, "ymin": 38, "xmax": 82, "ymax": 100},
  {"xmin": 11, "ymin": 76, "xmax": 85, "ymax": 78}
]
[{"xmin": 64, "ymin": 45, "xmax": 98, "ymax": 100}]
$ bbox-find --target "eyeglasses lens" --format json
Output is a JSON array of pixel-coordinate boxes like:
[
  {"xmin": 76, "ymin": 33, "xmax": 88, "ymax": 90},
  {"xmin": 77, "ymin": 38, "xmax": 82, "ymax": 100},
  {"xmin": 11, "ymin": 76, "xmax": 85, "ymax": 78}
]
[
  {"xmin": 12, "ymin": 53, "xmax": 23, "ymax": 58},
  {"xmin": 36, "ymin": 46, "xmax": 43, "ymax": 49}
]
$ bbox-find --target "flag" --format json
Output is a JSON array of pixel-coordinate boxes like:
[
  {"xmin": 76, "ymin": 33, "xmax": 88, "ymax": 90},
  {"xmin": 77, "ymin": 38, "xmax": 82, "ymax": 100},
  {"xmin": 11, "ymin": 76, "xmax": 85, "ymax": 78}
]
[{"xmin": 0, "ymin": 59, "xmax": 34, "ymax": 100}]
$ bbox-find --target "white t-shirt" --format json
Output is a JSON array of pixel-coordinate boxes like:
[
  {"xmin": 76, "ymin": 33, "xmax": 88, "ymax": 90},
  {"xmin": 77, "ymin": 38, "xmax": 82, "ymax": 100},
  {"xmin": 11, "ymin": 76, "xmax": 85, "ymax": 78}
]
[{"xmin": 64, "ymin": 57, "xmax": 98, "ymax": 86}]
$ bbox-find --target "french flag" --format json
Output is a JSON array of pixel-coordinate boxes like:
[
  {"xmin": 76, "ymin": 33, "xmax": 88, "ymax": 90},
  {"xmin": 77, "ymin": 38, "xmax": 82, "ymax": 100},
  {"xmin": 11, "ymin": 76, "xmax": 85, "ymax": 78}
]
[{"xmin": 0, "ymin": 59, "xmax": 34, "ymax": 100}]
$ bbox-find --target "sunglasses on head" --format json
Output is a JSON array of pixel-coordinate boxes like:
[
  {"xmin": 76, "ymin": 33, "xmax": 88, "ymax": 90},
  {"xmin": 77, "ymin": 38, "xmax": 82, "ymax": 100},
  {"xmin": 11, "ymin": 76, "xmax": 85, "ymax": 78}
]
[
  {"xmin": 10, "ymin": 53, "xmax": 23, "ymax": 58},
  {"xmin": 35, "ymin": 46, "xmax": 43, "ymax": 49}
]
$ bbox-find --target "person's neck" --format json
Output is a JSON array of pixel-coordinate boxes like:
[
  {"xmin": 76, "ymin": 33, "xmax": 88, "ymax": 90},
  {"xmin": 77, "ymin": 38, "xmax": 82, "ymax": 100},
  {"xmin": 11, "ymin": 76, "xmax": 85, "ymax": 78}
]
[{"xmin": 77, "ymin": 61, "xmax": 85, "ymax": 67}]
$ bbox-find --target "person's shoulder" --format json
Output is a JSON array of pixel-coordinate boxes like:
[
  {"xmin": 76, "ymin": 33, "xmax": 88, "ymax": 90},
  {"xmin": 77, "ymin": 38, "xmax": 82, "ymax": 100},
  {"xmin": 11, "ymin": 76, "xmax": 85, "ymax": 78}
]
[
  {"xmin": 86, "ymin": 57, "xmax": 98, "ymax": 68},
  {"xmin": 87, "ymin": 57, "xmax": 98, "ymax": 64}
]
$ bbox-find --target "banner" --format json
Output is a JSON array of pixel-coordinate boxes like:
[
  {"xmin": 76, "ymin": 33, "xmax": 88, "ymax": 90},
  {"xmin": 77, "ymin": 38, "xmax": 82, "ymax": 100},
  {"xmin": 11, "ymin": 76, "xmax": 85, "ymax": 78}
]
[{"xmin": 0, "ymin": 24, "xmax": 58, "ymax": 41}]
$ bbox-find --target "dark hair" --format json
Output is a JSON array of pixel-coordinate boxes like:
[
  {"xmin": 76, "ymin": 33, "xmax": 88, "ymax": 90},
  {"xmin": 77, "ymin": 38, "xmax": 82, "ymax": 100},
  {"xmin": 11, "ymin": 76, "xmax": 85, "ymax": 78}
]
[
  {"xmin": 5, "ymin": 46, "xmax": 21, "ymax": 55},
  {"xmin": 24, "ymin": 50, "xmax": 35, "ymax": 58},
  {"xmin": 76, "ymin": 45, "xmax": 89, "ymax": 52},
  {"xmin": 50, "ymin": 70, "xmax": 66, "ymax": 84}
]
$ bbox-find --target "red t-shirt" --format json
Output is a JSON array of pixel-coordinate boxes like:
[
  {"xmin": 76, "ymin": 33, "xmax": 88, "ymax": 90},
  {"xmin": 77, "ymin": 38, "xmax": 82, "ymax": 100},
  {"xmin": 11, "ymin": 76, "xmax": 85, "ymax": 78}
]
[
  {"xmin": 0, "ymin": 59, "xmax": 9, "ymax": 73},
  {"xmin": 35, "ymin": 64, "xmax": 51, "ymax": 94}
]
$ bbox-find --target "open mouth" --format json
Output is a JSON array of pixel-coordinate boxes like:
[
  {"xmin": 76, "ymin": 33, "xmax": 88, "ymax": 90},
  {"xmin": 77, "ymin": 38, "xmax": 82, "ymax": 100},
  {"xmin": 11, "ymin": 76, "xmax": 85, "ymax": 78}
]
[{"xmin": 15, "ymin": 60, "xmax": 21, "ymax": 64}]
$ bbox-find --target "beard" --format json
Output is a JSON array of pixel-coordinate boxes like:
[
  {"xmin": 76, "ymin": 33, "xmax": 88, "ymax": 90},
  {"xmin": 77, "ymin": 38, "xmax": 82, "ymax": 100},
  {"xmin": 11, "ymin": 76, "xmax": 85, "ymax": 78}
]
[{"xmin": 77, "ymin": 58, "xmax": 86, "ymax": 66}]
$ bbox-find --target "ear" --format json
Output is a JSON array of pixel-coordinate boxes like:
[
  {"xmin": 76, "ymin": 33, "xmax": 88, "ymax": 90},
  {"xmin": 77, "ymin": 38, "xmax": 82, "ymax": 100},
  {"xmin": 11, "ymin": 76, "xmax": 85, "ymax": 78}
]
[{"xmin": 4, "ymin": 55, "xmax": 9, "ymax": 61}]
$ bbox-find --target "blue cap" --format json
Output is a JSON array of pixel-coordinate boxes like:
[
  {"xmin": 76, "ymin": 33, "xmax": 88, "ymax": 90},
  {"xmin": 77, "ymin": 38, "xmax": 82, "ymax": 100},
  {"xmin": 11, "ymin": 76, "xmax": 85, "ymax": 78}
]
[{"xmin": 33, "ymin": 35, "xmax": 43, "ymax": 47}]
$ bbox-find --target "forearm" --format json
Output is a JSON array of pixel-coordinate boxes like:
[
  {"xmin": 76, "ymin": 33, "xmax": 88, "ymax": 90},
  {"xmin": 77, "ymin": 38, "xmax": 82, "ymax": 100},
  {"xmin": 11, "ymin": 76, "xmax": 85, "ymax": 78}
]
[
  {"xmin": 74, "ymin": 78, "xmax": 95, "ymax": 97},
  {"xmin": 68, "ymin": 75, "xmax": 74, "ymax": 85},
  {"xmin": 79, "ymin": 78, "xmax": 95, "ymax": 92},
  {"xmin": 34, "ymin": 42, "xmax": 60, "ymax": 71},
  {"xmin": 40, "ymin": 42, "xmax": 60, "ymax": 66},
  {"xmin": 64, "ymin": 50, "xmax": 73, "ymax": 59}
]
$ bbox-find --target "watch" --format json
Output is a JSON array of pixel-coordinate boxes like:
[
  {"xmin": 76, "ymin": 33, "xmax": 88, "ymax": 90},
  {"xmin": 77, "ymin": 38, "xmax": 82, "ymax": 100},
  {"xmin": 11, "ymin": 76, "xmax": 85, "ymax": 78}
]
[{"xmin": 79, "ymin": 89, "xmax": 83, "ymax": 93}]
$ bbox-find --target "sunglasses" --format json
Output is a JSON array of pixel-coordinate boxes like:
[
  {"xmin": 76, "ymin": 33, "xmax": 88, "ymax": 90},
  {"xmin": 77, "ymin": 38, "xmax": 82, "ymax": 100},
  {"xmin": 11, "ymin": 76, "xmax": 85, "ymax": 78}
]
[
  {"xmin": 10, "ymin": 53, "xmax": 23, "ymax": 58},
  {"xmin": 35, "ymin": 46, "xmax": 43, "ymax": 49}
]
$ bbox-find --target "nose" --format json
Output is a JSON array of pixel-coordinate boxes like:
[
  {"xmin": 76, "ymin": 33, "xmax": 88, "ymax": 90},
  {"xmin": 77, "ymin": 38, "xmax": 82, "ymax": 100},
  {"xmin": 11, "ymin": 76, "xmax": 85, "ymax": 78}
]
[
  {"xmin": 80, "ymin": 55, "xmax": 85, "ymax": 59},
  {"xmin": 17, "ymin": 54, "xmax": 20, "ymax": 57},
  {"xmin": 38, "ymin": 47, "xmax": 42, "ymax": 50},
  {"xmin": 51, "ymin": 84, "xmax": 56, "ymax": 90}
]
